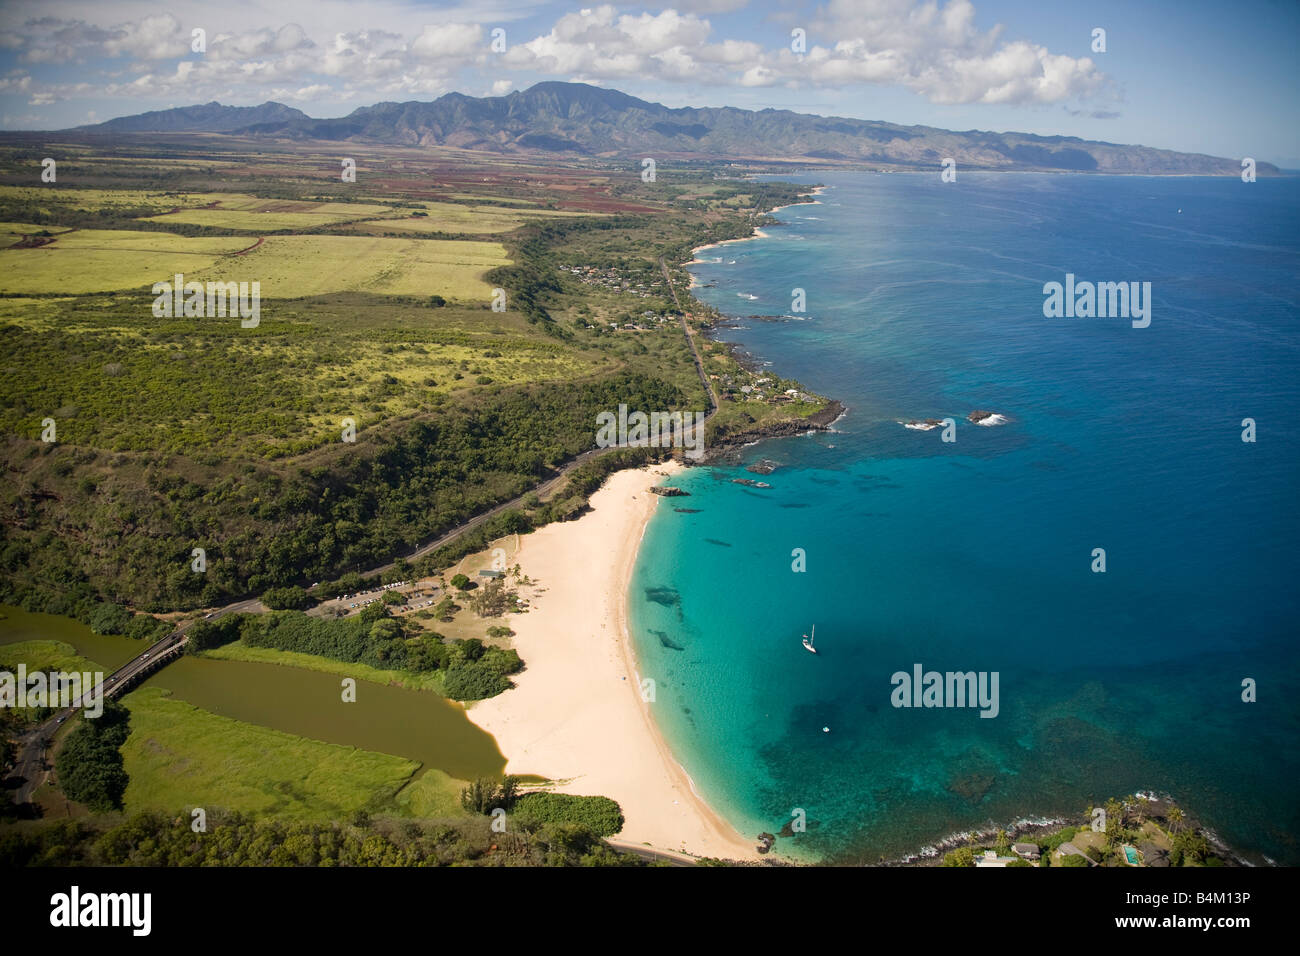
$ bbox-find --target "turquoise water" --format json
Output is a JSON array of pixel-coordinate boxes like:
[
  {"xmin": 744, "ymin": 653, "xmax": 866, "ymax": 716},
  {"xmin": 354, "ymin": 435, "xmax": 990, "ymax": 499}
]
[{"xmin": 628, "ymin": 172, "xmax": 1300, "ymax": 864}]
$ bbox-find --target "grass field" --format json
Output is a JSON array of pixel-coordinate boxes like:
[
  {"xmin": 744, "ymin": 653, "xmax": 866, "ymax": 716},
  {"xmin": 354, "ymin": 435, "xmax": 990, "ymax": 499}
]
[
  {"xmin": 0, "ymin": 228, "xmax": 252, "ymax": 294},
  {"xmin": 0, "ymin": 185, "xmax": 224, "ymax": 215},
  {"xmin": 141, "ymin": 195, "xmax": 398, "ymax": 231},
  {"xmin": 120, "ymin": 686, "xmax": 428, "ymax": 820},
  {"xmin": 346, "ymin": 201, "xmax": 604, "ymax": 236},
  {"xmin": 183, "ymin": 234, "xmax": 509, "ymax": 300},
  {"xmin": 0, "ymin": 294, "xmax": 608, "ymax": 454},
  {"xmin": 0, "ymin": 639, "xmax": 103, "ymax": 675}
]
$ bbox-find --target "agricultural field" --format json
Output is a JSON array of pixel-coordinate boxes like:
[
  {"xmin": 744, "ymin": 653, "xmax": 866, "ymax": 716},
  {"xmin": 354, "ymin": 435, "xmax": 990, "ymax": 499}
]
[
  {"xmin": 184, "ymin": 234, "xmax": 509, "ymax": 299},
  {"xmin": 346, "ymin": 200, "xmax": 604, "ymax": 236},
  {"xmin": 0, "ymin": 185, "xmax": 224, "ymax": 220},
  {"xmin": 0, "ymin": 228, "xmax": 253, "ymax": 294},
  {"xmin": 140, "ymin": 194, "xmax": 398, "ymax": 231}
]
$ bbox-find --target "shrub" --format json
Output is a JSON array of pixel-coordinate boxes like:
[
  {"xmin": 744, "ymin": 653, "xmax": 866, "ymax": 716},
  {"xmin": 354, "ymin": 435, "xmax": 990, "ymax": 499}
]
[
  {"xmin": 262, "ymin": 586, "xmax": 311, "ymax": 611},
  {"xmin": 1060, "ymin": 854, "xmax": 1091, "ymax": 867},
  {"xmin": 942, "ymin": 847, "xmax": 976, "ymax": 867},
  {"xmin": 185, "ymin": 615, "xmax": 244, "ymax": 653},
  {"xmin": 511, "ymin": 793, "xmax": 624, "ymax": 837},
  {"xmin": 442, "ymin": 664, "xmax": 510, "ymax": 701}
]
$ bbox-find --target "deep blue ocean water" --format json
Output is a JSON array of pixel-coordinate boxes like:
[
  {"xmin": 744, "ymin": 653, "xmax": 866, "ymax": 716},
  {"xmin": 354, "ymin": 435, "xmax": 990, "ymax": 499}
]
[{"xmin": 627, "ymin": 171, "xmax": 1300, "ymax": 864}]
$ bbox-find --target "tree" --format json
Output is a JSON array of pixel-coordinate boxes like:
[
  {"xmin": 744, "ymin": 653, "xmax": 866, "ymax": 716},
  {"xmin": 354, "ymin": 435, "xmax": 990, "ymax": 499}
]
[
  {"xmin": 1103, "ymin": 798, "xmax": 1125, "ymax": 848},
  {"xmin": 994, "ymin": 829, "xmax": 1010, "ymax": 855},
  {"xmin": 450, "ymin": 574, "xmax": 470, "ymax": 591},
  {"xmin": 471, "ymin": 580, "xmax": 510, "ymax": 617},
  {"xmin": 55, "ymin": 701, "xmax": 131, "ymax": 812},
  {"xmin": 942, "ymin": 846, "xmax": 976, "ymax": 867},
  {"xmin": 459, "ymin": 775, "xmax": 521, "ymax": 814},
  {"xmin": 432, "ymin": 596, "xmax": 458, "ymax": 622},
  {"xmin": 262, "ymin": 586, "xmax": 311, "ymax": 610},
  {"xmin": 358, "ymin": 602, "xmax": 389, "ymax": 625},
  {"xmin": 1167, "ymin": 806, "xmax": 1184, "ymax": 835}
]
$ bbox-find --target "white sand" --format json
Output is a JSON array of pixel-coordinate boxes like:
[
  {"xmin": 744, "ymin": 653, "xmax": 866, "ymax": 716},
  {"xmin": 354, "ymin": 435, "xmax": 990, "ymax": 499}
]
[{"xmin": 465, "ymin": 462, "xmax": 759, "ymax": 861}]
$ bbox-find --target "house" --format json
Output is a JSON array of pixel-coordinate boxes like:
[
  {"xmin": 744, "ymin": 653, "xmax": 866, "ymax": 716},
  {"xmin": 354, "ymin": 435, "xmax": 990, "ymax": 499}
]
[{"xmin": 1011, "ymin": 843, "xmax": 1040, "ymax": 860}]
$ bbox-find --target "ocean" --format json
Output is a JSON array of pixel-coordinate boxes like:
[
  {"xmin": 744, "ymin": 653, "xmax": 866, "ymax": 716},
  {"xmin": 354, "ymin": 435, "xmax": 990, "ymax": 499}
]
[{"xmin": 627, "ymin": 170, "xmax": 1300, "ymax": 864}]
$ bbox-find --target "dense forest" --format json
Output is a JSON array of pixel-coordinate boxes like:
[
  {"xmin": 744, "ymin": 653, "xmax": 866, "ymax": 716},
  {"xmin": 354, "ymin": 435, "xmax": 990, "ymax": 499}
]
[
  {"xmin": 1, "ymin": 372, "xmax": 686, "ymax": 614},
  {"xmin": 53, "ymin": 700, "xmax": 131, "ymax": 812}
]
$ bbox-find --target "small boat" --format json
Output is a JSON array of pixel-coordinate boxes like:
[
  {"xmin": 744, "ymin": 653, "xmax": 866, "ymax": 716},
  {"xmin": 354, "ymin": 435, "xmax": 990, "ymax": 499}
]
[{"xmin": 802, "ymin": 625, "xmax": 817, "ymax": 654}]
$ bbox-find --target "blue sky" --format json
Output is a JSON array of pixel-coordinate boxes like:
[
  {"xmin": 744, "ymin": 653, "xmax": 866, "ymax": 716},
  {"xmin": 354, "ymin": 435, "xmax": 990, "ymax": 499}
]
[{"xmin": 1, "ymin": 0, "xmax": 1296, "ymax": 165}]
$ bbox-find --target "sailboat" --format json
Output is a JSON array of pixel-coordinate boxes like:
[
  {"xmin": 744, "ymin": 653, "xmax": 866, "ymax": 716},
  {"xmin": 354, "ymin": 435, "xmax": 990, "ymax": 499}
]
[{"xmin": 802, "ymin": 625, "xmax": 817, "ymax": 655}]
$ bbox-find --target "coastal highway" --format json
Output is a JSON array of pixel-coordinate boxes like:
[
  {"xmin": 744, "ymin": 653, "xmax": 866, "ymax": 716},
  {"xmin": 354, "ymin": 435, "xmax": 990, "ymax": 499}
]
[{"xmin": 357, "ymin": 261, "xmax": 719, "ymax": 580}]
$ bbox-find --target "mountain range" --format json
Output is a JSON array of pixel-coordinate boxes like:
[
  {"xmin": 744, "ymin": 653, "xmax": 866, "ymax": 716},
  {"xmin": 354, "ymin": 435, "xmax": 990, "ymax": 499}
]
[{"xmin": 73, "ymin": 82, "xmax": 1275, "ymax": 175}]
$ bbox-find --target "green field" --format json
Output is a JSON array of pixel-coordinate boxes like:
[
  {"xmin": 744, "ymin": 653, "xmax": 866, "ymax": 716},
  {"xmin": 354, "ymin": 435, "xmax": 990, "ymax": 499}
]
[
  {"xmin": 120, "ymin": 686, "xmax": 444, "ymax": 820},
  {"xmin": 347, "ymin": 201, "xmax": 604, "ymax": 236},
  {"xmin": 0, "ymin": 639, "xmax": 103, "ymax": 675},
  {"xmin": 0, "ymin": 293, "xmax": 607, "ymax": 455},
  {"xmin": 182, "ymin": 234, "xmax": 509, "ymax": 299},
  {"xmin": 0, "ymin": 228, "xmax": 252, "ymax": 294},
  {"xmin": 141, "ymin": 194, "xmax": 398, "ymax": 231}
]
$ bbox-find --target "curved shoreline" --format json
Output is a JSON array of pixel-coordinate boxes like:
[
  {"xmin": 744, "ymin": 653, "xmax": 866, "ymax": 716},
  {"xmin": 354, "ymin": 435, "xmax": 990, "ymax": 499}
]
[{"xmin": 462, "ymin": 462, "xmax": 759, "ymax": 861}]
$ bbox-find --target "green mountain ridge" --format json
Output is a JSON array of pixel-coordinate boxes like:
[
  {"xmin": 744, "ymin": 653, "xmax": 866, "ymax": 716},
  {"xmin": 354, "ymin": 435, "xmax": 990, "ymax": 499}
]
[{"xmin": 72, "ymin": 81, "xmax": 1278, "ymax": 174}]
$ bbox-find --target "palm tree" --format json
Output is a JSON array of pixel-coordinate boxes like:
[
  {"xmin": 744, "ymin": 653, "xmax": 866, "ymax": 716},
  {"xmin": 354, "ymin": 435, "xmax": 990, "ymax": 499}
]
[
  {"xmin": 1135, "ymin": 794, "xmax": 1149, "ymax": 825},
  {"xmin": 1167, "ymin": 806, "xmax": 1184, "ymax": 835}
]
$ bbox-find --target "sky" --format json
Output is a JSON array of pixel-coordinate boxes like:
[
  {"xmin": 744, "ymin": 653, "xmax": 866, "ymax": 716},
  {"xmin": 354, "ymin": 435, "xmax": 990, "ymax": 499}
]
[{"xmin": 1, "ymin": 0, "xmax": 1296, "ymax": 165}]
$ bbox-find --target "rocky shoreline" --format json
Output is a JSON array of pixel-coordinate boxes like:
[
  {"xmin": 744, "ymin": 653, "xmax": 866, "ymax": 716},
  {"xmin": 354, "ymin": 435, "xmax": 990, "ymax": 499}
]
[{"xmin": 702, "ymin": 399, "xmax": 845, "ymax": 463}]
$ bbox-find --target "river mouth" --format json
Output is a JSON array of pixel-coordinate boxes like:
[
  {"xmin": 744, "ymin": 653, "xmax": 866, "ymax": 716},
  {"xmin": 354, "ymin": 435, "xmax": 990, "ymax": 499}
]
[{"xmin": 0, "ymin": 605, "xmax": 508, "ymax": 782}]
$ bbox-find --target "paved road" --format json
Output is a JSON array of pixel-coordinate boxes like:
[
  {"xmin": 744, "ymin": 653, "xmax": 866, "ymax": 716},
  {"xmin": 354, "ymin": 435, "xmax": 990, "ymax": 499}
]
[{"xmin": 606, "ymin": 839, "xmax": 700, "ymax": 867}]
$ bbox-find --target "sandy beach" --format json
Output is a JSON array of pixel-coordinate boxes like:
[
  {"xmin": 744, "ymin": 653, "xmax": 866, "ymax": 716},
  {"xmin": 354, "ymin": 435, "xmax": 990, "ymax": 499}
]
[{"xmin": 465, "ymin": 462, "xmax": 759, "ymax": 861}]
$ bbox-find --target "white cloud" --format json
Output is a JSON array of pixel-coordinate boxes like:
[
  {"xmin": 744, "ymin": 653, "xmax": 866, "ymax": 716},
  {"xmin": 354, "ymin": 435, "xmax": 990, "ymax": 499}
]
[
  {"xmin": 793, "ymin": 0, "xmax": 1104, "ymax": 104},
  {"xmin": 0, "ymin": 0, "xmax": 1107, "ymax": 115},
  {"xmin": 101, "ymin": 13, "xmax": 189, "ymax": 60}
]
